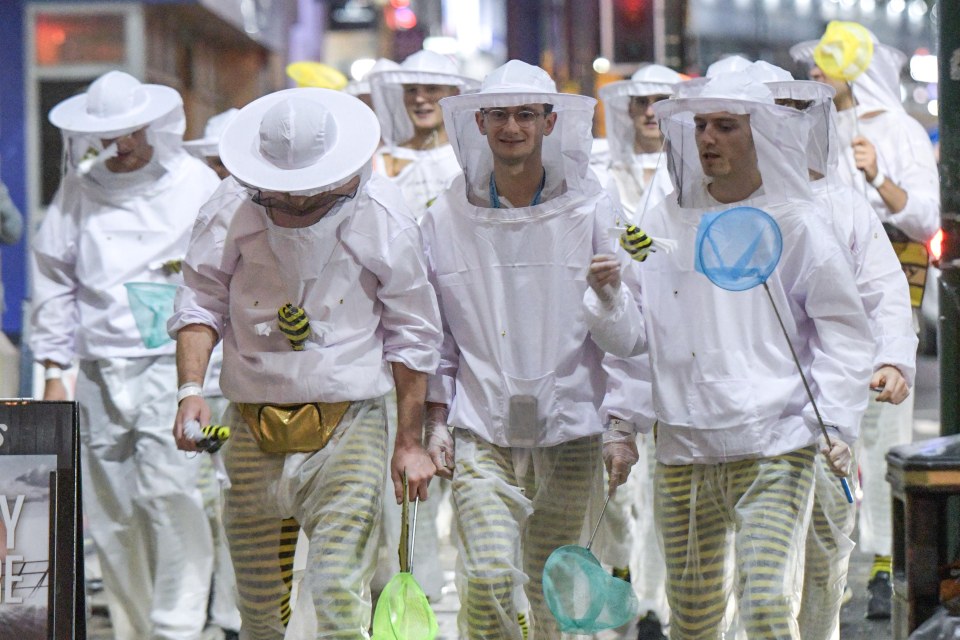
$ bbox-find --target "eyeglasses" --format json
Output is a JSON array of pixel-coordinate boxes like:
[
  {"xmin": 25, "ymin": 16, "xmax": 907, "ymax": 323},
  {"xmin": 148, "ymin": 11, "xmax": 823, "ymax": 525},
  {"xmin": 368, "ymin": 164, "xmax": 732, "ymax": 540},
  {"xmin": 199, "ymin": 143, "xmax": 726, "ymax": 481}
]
[
  {"xmin": 480, "ymin": 108, "xmax": 547, "ymax": 127},
  {"xmin": 250, "ymin": 185, "xmax": 357, "ymax": 218}
]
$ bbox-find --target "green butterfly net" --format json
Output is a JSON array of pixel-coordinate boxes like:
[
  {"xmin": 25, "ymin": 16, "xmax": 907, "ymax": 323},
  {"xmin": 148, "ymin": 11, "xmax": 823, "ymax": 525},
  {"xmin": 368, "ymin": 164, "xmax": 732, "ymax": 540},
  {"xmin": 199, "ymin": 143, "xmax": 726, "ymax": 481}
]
[{"xmin": 372, "ymin": 472, "xmax": 438, "ymax": 640}]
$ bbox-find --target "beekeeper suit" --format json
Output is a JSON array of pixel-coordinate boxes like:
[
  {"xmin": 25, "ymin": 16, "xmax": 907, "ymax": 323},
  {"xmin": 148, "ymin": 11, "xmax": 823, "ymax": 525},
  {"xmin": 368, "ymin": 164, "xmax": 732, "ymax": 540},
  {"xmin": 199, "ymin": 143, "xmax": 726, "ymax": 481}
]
[
  {"xmin": 761, "ymin": 70, "xmax": 916, "ymax": 640},
  {"xmin": 583, "ymin": 72, "xmax": 874, "ymax": 640},
  {"xmin": 30, "ymin": 70, "xmax": 220, "ymax": 640},
  {"xmin": 792, "ymin": 27, "xmax": 937, "ymax": 617},
  {"xmin": 169, "ymin": 88, "xmax": 443, "ymax": 640},
  {"xmin": 419, "ymin": 60, "xmax": 635, "ymax": 640},
  {"xmin": 592, "ymin": 63, "xmax": 682, "ymax": 636},
  {"xmin": 369, "ymin": 50, "xmax": 478, "ymax": 219}
]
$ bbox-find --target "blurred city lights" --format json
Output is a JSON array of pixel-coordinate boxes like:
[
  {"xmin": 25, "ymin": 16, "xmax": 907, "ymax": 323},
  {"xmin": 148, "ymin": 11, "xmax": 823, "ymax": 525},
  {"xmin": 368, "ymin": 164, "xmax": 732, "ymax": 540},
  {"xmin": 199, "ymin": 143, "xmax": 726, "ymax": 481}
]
[
  {"xmin": 350, "ymin": 57, "xmax": 376, "ymax": 81},
  {"xmin": 424, "ymin": 36, "xmax": 460, "ymax": 55},
  {"xmin": 887, "ymin": 0, "xmax": 906, "ymax": 15},
  {"xmin": 859, "ymin": 0, "xmax": 876, "ymax": 12},
  {"xmin": 908, "ymin": 0, "xmax": 928, "ymax": 20},
  {"xmin": 928, "ymin": 99, "xmax": 938, "ymax": 116},
  {"xmin": 910, "ymin": 53, "xmax": 938, "ymax": 83},
  {"xmin": 593, "ymin": 57, "xmax": 611, "ymax": 74}
]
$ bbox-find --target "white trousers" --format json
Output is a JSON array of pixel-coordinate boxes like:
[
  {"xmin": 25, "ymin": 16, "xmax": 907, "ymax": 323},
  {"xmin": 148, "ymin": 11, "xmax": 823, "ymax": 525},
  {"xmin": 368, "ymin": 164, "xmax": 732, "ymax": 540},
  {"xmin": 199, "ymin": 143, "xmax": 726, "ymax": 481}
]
[
  {"xmin": 77, "ymin": 356, "xmax": 213, "ymax": 640},
  {"xmin": 857, "ymin": 395, "xmax": 914, "ymax": 556}
]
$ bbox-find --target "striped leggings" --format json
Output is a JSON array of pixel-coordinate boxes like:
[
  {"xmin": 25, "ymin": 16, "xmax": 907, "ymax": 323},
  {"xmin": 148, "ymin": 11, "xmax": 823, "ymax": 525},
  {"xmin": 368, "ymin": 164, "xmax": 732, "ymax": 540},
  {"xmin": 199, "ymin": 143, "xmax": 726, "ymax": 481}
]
[
  {"xmin": 797, "ymin": 454, "xmax": 857, "ymax": 640},
  {"xmin": 221, "ymin": 398, "xmax": 387, "ymax": 640},
  {"xmin": 452, "ymin": 430, "xmax": 602, "ymax": 640},
  {"xmin": 655, "ymin": 447, "xmax": 816, "ymax": 640}
]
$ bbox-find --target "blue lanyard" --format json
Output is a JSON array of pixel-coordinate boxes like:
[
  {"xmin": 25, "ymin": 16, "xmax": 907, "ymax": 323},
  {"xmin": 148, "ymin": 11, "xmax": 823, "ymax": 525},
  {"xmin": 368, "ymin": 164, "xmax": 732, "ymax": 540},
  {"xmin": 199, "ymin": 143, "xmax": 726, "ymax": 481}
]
[{"xmin": 489, "ymin": 170, "xmax": 546, "ymax": 208}]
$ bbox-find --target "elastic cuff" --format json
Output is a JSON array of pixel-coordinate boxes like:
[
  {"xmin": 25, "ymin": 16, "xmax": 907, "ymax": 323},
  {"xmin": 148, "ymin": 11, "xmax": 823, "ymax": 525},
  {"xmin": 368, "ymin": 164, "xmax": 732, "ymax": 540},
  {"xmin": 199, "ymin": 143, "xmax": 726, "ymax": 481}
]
[{"xmin": 870, "ymin": 171, "xmax": 886, "ymax": 189}]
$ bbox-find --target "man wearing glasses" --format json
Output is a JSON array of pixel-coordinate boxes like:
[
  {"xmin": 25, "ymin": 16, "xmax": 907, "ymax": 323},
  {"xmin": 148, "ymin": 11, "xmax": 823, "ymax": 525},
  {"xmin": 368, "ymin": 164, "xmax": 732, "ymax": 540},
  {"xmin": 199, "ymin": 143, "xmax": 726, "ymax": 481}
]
[
  {"xmin": 419, "ymin": 60, "xmax": 638, "ymax": 638},
  {"xmin": 169, "ymin": 89, "xmax": 442, "ymax": 638}
]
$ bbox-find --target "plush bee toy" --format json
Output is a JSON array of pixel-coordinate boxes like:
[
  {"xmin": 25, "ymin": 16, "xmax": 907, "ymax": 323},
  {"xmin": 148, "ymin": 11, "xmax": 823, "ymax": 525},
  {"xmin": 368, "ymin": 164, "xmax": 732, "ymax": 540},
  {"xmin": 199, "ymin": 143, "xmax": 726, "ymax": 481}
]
[
  {"xmin": 618, "ymin": 225, "xmax": 678, "ymax": 263},
  {"xmin": 278, "ymin": 303, "xmax": 311, "ymax": 351},
  {"xmin": 184, "ymin": 421, "xmax": 231, "ymax": 454}
]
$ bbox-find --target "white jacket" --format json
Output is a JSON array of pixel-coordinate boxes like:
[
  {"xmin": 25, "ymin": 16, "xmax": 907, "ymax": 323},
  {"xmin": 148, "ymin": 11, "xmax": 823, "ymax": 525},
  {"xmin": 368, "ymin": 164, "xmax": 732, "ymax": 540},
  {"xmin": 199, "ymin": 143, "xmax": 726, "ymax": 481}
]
[
  {"xmin": 31, "ymin": 154, "xmax": 219, "ymax": 364},
  {"xmin": 585, "ymin": 191, "xmax": 874, "ymax": 464},
  {"xmin": 170, "ymin": 174, "xmax": 443, "ymax": 404}
]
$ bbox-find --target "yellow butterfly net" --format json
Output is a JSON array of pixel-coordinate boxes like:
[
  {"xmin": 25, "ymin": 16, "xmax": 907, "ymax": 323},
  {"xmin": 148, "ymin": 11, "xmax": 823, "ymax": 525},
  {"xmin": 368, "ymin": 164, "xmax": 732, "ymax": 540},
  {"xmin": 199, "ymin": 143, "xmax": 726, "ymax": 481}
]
[{"xmin": 813, "ymin": 20, "xmax": 874, "ymax": 82}]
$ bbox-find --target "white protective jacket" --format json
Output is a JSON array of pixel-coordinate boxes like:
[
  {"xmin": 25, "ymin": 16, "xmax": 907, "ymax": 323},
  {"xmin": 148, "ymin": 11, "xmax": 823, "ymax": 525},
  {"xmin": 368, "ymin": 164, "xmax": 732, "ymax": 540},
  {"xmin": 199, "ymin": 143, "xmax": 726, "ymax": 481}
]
[
  {"xmin": 169, "ymin": 174, "xmax": 442, "ymax": 404},
  {"xmin": 423, "ymin": 60, "xmax": 629, "ymax": 447},
  {"xmin": 585, "ymin": 74, "xmax": 874, "ymax": 464},
  {"xmin": 31, "ymin": 153, "xmax": 219, "ymax": 365}
]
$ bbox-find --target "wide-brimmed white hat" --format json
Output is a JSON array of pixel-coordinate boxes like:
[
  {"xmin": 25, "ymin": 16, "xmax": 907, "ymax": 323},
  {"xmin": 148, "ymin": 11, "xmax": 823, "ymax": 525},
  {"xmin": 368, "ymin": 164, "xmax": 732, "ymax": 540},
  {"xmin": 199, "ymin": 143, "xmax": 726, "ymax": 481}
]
[
  {"xmin": 219, "ymin": 88, "xmax": 380, "ymax": 194},
  {"xmin": 183, "ymin": 108, "xmax": 239, "ymax": 158},
  {"xmin": 369, "ymin": 50, "xmax": 479, "ymax": 146},
  {"xmin": 49, "ymin": 70, "xmax": 182, "ymax": 135}
]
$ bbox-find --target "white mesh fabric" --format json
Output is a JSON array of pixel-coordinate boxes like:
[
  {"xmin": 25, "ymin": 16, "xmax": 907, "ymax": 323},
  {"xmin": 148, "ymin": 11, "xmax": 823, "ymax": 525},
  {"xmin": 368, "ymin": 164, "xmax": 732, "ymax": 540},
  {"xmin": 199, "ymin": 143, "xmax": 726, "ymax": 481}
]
[
  {"xmin": 368, "ymin": 50, "xmax": 479, "ymax": 147},
  {"xmin": 439, "ymin": 60, "xmax": 601, "ymax": 203},
  {"xmin": 654, "ymin": 72, "xmax": 814, "ymax": 208},
  {"xmin": 599, "ymin": 64, "xmax": 681, "ymax": 165}
]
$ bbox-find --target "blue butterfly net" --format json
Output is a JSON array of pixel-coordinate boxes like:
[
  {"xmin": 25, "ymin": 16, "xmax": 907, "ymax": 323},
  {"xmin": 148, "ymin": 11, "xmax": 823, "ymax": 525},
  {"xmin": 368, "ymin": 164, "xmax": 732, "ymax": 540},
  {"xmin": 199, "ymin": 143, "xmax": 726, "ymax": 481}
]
[
  {"xmin": 543, "ymin": 544, "xmax": 639, "ymax": 634},
  {"xmin": 694, "ymin": 206, "xmax": 783, "ymax": 291}
]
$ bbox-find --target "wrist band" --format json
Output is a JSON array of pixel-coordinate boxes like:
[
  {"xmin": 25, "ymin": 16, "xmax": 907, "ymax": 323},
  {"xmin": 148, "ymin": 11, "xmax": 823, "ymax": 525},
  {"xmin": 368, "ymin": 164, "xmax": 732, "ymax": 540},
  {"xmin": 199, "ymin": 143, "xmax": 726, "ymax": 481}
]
[
  {"xmin": 44, "ymin": 368, "xmax": 63, "ymax": 381},
  {"xmin": 176, "ymin": 382, "xmax": 203, "ymax": 404},
  {"xmin": 870, "ymin": 171, "xmax": 886, "ymax": 189}
]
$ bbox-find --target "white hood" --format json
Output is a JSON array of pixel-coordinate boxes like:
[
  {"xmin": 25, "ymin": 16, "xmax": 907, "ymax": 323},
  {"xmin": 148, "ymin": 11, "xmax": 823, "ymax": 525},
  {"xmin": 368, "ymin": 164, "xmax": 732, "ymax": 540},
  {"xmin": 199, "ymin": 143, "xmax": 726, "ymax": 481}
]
[
  {"xmin": 599, "ymin": 64, "xmax": 682, "ymax": 165},
  {"xmin": 368, "ymin": 50, "xmax": 479, "ymax": 147},
  {"xmin": 439, "ymin": 60, "xmax": 601, "ymax": 204},
  {"xmin": 653, "ymin": 72, "xmax": 814, "ymax": 208}
]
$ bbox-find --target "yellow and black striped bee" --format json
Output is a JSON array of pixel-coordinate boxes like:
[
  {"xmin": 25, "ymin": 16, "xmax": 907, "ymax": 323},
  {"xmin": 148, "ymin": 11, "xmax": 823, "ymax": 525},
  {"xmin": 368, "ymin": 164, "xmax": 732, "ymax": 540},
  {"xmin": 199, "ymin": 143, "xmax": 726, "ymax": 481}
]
[
  {"xmin": 619, "ymin": 225, "xmax": 655, "ymax": 262},
  {"xmin": 278, "ymin": 303, "xmax": 311, "ymax": 351},
  {"xmin": 195, "ymin": 424, "xmax": 230, "ymax": 453}
]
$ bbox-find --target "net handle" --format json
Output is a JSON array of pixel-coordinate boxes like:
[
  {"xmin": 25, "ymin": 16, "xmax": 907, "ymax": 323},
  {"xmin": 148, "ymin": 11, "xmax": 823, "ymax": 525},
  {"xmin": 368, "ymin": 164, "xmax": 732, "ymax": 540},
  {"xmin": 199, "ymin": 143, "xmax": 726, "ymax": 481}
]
[{"xmin": 762, "ymin": 282, "xmax": 854, "ymax": 503}]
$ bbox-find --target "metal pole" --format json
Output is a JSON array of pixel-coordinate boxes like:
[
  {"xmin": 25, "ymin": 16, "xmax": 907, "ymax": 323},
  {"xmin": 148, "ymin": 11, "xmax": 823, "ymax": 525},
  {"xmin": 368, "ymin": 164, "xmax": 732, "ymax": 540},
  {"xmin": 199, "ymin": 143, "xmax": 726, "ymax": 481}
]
[
  {"xmin": 937, "ymin": 0, "xmax": 960, "ymax": 568},
  {"xmin": 939, "ymin": 0, "xmax": 960, "ymax": 439}
]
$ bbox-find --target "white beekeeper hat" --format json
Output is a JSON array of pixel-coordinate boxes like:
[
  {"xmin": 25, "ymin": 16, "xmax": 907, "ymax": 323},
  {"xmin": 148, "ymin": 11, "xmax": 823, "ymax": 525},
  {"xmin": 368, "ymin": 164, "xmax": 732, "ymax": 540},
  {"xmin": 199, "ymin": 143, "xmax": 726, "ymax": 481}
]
[
  {"xmin": 183, "ymin": 108, "xmax": 240, "ymax": 159},
  {"xmin": 369, "ymin": 50, "xmax": 479, "ymax": 146},
  {"xmin": 218, "ymin": 88, "xmax": 380, "ymax": 195},
  {"xmin": 439, "ymin": 59, "xmax": 600, "ymax": 201},
  {"xmin": 599, "ymin": 64, "xmax": 683, "ymax": 165},
  {"xmin": 49, "ymin": 70, "xmax": 182, "ymax": 136},
  {"xmin": 344, "ymin": 57, "xmax": 400, "ymax": 98},
  {"xmin": 654, "ymin": 71, "xmax": 813, "ymax": 207}
]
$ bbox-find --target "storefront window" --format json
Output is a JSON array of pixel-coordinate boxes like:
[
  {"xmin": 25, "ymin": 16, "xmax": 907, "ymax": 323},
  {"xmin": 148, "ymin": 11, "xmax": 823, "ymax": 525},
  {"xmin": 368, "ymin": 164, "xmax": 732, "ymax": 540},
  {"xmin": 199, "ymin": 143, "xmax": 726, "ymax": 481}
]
[{"xmin": 35, "ymin": 13, "xmax": 126, "ymax": 66}]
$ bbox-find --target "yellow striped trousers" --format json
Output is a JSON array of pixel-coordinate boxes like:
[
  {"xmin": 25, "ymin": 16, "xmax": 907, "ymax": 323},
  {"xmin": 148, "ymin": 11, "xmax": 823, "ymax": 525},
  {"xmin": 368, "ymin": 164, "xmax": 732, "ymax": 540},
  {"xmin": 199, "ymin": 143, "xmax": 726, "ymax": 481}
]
[
  {"xmin": 451, "ymin": 430, "xmax": 602, "ymax": 640},
  {"xmin": 221, "ymin": 398, "xmax": 387, "ymax": 639},
  {"xmin": 655, "ymin": 447, "xmax": 816, "ymax": 640},
  {"xmin": 797, "ymin": 454, "xmax": 857, "ymax": 640}
]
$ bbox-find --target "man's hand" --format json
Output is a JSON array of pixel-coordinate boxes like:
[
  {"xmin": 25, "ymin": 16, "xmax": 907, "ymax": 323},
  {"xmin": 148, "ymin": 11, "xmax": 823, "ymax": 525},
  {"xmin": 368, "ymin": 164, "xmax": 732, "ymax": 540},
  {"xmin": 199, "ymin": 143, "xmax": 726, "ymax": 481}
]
[
  {"xmin": 424, "ymin": 404, "xmax": 455, "ymax": 479},
  {"xmin": 819, "ymin": 435, "xmax": 853, "ymax": 478},
  {"xmin": 174, "ymin": 395, "xmax": 210, "ymax": 453},
  {"xmin": 588, "ymin": 254, "xmax": 622, "ymax": 307},
  {"xmin": 602, "ymin": 429, "xmax": 640, "ymax": 496},
  {"xmin": 392, "ymin": 443, "xmax": 435, "ymax": 503},
  {"xmin": 851, "ymin": 136, "xmax": 880, "ymax": 183},
  {"xmin": 871, "ymin": 365, "xmax": 909, "ymax": 405}
]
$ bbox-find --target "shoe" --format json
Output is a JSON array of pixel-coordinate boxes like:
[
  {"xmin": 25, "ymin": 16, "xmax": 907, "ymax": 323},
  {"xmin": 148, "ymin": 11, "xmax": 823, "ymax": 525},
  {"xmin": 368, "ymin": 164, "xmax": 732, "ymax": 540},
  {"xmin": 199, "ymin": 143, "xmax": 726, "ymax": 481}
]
[
  {"xmin": 636, "ymin": 611, "xmax": 667, "ymax": 640},
  {"xmin": 222, "ymin": 630, "xmax": 240, "ymax": 640},
  {"xmin": 866, "ymin": 570, "xmax": 892, "ymax": 620}
]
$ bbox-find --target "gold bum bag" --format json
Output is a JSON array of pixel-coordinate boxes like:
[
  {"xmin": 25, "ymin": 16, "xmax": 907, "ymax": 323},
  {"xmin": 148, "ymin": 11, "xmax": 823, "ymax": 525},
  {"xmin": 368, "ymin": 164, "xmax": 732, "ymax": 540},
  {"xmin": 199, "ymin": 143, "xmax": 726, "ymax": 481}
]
[{"xmin": 238, "ymin": 401, "xmax": 351, "ymax": 454}]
